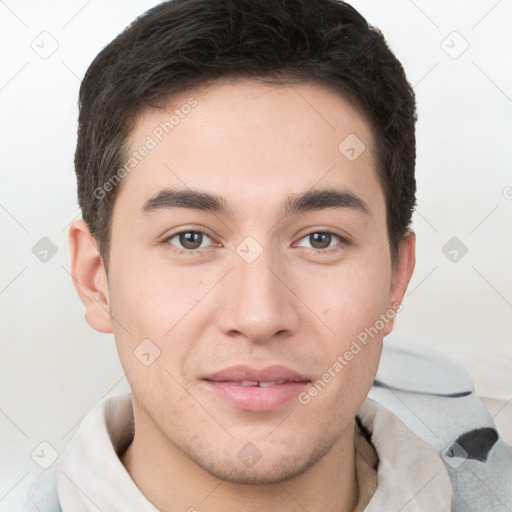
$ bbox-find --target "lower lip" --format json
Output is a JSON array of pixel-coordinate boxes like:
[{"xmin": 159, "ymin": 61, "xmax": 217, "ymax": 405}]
[{"xmin": 204, "ymin": 381, "xmax": 310, "ymax": 411}]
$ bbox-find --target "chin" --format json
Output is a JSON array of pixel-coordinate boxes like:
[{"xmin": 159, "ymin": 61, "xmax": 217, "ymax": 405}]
[{"xmin": 188, "ymin": 441, "xmax": 332, "ymax": 485}]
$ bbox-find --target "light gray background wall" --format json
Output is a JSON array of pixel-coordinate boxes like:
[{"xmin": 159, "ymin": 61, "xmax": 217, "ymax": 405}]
[{"xmin": 1, "ymin": 0, "xmax": 511, "ymax": 507}]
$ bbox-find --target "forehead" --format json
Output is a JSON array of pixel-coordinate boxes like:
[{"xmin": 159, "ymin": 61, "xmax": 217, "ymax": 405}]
[{"xmin": 114, "ymin": 79, "xmax": 382, "ymax": 220}]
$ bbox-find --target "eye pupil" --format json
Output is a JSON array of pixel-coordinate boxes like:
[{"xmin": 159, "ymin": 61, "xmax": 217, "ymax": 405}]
[
  {"xmin": 180, "ymin": 231, "xmax": 202, "ymax": 249},
  {"xmin": 310, "ymin": 232, "xmax": 331, "ymax": 249}
]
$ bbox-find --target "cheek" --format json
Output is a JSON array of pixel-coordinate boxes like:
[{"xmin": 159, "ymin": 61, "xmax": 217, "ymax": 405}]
[
  {"xmin": 108, "ymin": 260, "xmax": 215, "ymax": 384},
  {"xmin": 107, "ymin": 267, "xmax": 195, "ymax": 414},
  {"xmin": 308, "ymin": 260, "xmax": 392, "ymax": 338},
  {"xmin": 300, "ymin": 261, "xmax": 390, "ymax": 395},
  {"xmin": 109, "ymin": 259, "xmax": 200, "ymax": 334}
]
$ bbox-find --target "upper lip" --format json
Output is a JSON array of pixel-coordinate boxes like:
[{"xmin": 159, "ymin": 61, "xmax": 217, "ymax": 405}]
[{"xmin": 204, "ymin": 364, "xmax": 310, "ymax": 383}]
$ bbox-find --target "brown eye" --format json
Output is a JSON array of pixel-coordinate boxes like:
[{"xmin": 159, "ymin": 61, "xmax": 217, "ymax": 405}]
[
  {"xmin": 167, "ymin": 231, "xmax": 211, "ymax": 251},
  {"xmin": 309, "ymin": 233, "xmax": 332, "ymax": 249},
  {"xmin": 296, "ymin": 231, "xmax": 343, "ymax": 251}
]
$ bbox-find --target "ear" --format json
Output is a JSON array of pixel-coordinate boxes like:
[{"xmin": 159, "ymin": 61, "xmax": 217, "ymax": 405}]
[
  {"xmin": 382, "ymin": 230, "xmax": 416, "ymax": 336},
  {"xmin": 68, "ymin": 219, "xmax": 113, "ymax": 333}
]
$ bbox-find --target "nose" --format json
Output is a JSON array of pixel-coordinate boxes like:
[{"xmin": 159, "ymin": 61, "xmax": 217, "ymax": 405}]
[{"xmin": 216, "ymin": 242, "xmax": 301, "ymax": 346}]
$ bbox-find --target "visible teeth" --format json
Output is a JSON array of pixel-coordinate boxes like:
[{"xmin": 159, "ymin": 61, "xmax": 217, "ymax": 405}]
[
  {"xmin": 230, "ymin": 380, "xmax": 287, "ymax": 387},
  {"xmin": 239, "ymin": 380, "xmax": 259, "ymax": 386},
  {"xmin": 259, "ymin": 380, "xmax": 286, "ymax": 387}
]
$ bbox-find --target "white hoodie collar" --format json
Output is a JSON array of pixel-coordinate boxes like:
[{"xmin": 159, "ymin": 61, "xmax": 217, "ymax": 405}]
[
  {"xmin": 358, "ymin": 397, "xmax": 453, "ymax": 511},
  {"xmin": 57, "ymin": 393, "xmax": 452, "ymax": 511},
  {"xmin": 58, "ymin": 393, "xmax": 158, "ymax": 512}
]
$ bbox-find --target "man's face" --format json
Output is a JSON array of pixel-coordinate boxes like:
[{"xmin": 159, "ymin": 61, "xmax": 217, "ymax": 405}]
[{"xmin": 94, "ymin": 79, "xmax": 411, "ymax": 483}]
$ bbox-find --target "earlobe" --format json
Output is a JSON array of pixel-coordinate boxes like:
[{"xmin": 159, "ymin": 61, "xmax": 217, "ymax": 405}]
[
  {"xmin": 383, "ymin": 230, "xmax": 416, "ymax": 336},
  {"xmin": 68, "ymin": 220, "xmax": 113, "ymax": 334}
]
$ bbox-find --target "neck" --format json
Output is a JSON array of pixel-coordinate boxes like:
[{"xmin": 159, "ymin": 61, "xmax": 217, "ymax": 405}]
[{"xmin": 120, "ymin": 412, "xmax": 359, "ymax": 512}]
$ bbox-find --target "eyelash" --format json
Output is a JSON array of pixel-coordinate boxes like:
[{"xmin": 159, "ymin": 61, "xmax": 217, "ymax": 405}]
[{"xmin": 163, "ymin": 229, "xmax": 347, "ymax": 255}]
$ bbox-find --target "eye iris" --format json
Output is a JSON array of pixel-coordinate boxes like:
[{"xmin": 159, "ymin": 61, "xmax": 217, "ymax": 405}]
[
  {"xmin": 180, "ymin": 231, "xmax": 202, "ymax": 249},
  {"xmin": 310, "ymin": 232, "xmax": 331, "ymax": 249}
]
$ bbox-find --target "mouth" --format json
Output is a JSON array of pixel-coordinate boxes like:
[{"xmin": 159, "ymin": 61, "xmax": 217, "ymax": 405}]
[{"xmin": 203, "ymin": 365, "xmax": 311, "ymax": 412}]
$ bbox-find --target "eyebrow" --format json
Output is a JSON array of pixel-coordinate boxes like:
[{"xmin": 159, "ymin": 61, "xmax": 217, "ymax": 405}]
[{"xmin": 141, "ymin": 187, "xmax": 370, "ymax": 217}]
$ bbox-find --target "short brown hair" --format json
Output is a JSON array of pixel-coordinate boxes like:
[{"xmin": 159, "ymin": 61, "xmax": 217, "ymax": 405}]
[{"xmin": 75, "ymin": 0, "xmax": 417, "ymax": 269}]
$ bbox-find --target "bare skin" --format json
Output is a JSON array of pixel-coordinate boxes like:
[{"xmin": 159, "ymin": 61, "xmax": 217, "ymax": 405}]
[{"xmin": 69, "ymin": 79, "xmax": 415, "ymax": 512}]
